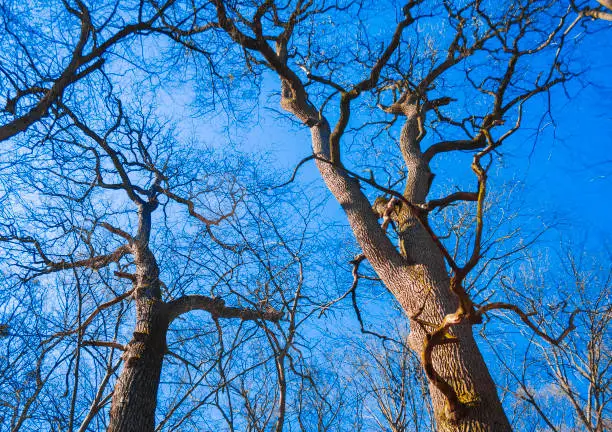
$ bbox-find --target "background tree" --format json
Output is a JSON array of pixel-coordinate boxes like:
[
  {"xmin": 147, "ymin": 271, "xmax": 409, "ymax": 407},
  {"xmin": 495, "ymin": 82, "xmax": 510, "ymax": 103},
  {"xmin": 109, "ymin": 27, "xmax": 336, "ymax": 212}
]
[
  {"xmin": 484, "ymin": 244, "xmax": 612, "ymax": 432},
  {"xmin": 0, "ymin": 0, "xmax": 181, "ymax": 142},
  {"xmin": 0, "ymin": 84, "xmax": 327, "ymax": 430}
]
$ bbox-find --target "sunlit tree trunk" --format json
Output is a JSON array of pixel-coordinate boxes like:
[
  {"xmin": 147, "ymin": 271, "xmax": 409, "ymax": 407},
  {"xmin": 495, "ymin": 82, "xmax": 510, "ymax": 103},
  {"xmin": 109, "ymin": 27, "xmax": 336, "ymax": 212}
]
[
  {"xmin": 306, "ymin": 113, "xmax": 511, "ymax": 431},
  {"xmin": 107, "ymin": 301, "xmax": 167, "ymax": 432}
]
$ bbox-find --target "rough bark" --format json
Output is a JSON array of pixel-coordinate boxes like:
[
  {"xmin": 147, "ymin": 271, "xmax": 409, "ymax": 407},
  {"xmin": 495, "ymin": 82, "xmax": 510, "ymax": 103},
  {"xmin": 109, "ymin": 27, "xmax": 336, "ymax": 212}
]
[
  {"xmin": 106, "ymin": 304, "xmax": 167, "ymax": 432},
  {"xmin": 302, "ymin": 107, "xmax": 511, "ymax": 431},
  {"xmin": 108, "ymin": 241, "xmax": 168, "ymax": 432}
]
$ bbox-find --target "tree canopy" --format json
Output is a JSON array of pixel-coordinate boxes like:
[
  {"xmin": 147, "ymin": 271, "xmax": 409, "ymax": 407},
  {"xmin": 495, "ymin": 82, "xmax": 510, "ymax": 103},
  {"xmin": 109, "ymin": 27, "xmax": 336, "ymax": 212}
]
[{"xmin": 0, "ymin": 1, "xmax": 610, "ymax": 431}]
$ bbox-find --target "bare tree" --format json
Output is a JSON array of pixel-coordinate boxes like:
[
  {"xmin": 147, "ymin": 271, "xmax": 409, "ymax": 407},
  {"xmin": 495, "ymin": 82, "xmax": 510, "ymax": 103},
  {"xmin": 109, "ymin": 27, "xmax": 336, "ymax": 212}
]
[
  {"xmin": 151, "ymin": 0, "xmax": 610, "ymax": 430},
  {"xmin": 1, "ymin": 1, "xmax": 610, "ymax": 431},
  {"xmin": 0, "ymin": 80, "xmax": 326, "ymax": 430},
  {"xmin": 484, "ymin": 245, "xmax": 612, "ymax": 432},
  {"xmin": 0, "ymin": 3, "xmax": 333, "ymax": 431},
  {"xmin": 0, "ymin": 0, "xmax": 185, "ymax": 143},
  {"xmin": 353, "ymin": 330, "xmax": 434, "ymax": 432}
]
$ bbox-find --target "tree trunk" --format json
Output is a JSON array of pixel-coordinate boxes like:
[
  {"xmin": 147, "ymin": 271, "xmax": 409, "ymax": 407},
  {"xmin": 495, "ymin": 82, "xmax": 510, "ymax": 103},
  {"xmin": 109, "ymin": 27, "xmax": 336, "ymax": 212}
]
[
  {"xmin": 108, "ymin": 243, "xmax": 168, "ymax": 432},
  {"xmin": 396, "ymin": 109, "xmax": 511, "ymax": 431},
  {"xmin": 307, "ymin": 116, "xmax": 512, "ymax": 431},
  {"xmin": 399, "ymin": 227, "xmax": 511, "ymax": 431},
  {"xmin": 107, "ymin": 303, "xmax": 167, "ymax": 432}
]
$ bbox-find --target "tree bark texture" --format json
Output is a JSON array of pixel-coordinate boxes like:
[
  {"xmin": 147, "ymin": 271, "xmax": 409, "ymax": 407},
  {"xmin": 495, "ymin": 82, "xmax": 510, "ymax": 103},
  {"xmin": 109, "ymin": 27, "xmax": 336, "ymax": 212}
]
[
  {"xmin": 306, "ymin": 110, "xmax": 512, "ymax": 431},
  {"xmin": 108, "ymin": 242, "xmax": 168, "ymax": 432}
]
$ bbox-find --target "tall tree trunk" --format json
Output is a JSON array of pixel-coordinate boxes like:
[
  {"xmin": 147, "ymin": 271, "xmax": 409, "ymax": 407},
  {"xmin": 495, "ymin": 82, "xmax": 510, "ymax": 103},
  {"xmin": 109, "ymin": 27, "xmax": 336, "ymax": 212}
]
[
  {"xmin": 307, "ymin": 114, "xmax": 512, "ymax": 431},
  {"xmin": 398, "ymin": 226, "xmax": 510, "ymax": 431},
  {"xmin": 397, "ymin": 109, "xmax": 511, "ymax": 431},
  {"xmin": 108, "ymin": 242, "xmax": 168, "ymax": 432}
]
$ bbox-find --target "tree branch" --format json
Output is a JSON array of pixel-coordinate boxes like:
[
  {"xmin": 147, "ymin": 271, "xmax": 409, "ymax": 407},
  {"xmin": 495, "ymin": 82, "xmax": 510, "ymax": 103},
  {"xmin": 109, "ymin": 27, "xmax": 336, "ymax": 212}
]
[
  {"xmin": 167, "ymin": 295, "xmax": 283, "ymax": 323},
  {"xmin": 422, "ymin": 135, "xmax": 487, "ymax": 162},
  {"xmin": 48, "ymin": 288, "xmax": 135, "ymax": 341},
  {"xmin": 425, "ymin": 191, "xmax": 478, "ymax": 211},
  {"xmin": 82, "ymin": 340, "xmax": 126, "ymax": 351},
  {"xmin": 477, "ymin": 302, "xmax": 578, "ymax": 345}
]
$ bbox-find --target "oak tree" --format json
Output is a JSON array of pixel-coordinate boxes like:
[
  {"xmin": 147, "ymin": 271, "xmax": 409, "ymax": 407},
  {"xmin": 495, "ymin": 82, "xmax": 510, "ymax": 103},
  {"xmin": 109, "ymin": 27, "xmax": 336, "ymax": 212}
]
[{"xmin": 153, "ymin": 0, "xmax": 610, "ymax": 430}]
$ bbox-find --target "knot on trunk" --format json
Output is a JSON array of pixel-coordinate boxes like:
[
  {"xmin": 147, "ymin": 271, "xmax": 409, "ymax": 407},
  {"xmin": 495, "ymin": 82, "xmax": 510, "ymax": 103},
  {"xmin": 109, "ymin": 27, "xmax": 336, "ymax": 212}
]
[{"xmin": 373, "ymin": 196, "xmax": 424, "ymax": 229}]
